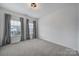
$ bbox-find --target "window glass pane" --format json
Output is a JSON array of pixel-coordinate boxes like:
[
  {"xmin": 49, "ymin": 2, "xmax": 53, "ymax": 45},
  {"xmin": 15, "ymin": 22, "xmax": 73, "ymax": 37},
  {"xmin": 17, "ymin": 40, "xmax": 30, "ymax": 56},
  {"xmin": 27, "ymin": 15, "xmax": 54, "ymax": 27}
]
[
  {"xmin": 10, "ymin": 20, "xmax": 21, "ymax": 43},
  {"xmin": 29, "ymin": 23, "xmax": 33, "ymax": 39},
  {"xmin": 10, "ymin": 20, "xmax": 21, "ymax": 37}
]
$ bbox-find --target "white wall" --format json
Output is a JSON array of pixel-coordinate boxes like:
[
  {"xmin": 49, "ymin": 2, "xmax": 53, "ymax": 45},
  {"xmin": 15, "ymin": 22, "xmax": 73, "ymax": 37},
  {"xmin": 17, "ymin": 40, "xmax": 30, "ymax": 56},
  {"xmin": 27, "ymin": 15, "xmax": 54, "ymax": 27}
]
[
  {"xmin": 77, "ymin": 4, "xmax": 79, "ymax": 52},
  {"xmin": 0, "ymin": 9, "xmax": 4, "ymax": 46},
  {"xmin": 38, "ymin": 4, "xmax": 78, "ymax": 50},
  {"xmin": 0, "ymin": 7, "xmax": 37, "ymax": 46}
]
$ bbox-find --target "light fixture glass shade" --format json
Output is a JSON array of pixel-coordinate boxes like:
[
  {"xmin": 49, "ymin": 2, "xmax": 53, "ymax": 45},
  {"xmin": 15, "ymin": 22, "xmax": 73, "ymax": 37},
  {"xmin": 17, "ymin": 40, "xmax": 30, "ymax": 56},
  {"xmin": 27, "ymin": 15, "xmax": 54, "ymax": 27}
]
[
  {"xmin": 31, "ymin": 3, "xmax": 37, "ymax": 8},
  {"xmin": 27, "ymin": 3, "xmax": 40, "ymax": 10}
]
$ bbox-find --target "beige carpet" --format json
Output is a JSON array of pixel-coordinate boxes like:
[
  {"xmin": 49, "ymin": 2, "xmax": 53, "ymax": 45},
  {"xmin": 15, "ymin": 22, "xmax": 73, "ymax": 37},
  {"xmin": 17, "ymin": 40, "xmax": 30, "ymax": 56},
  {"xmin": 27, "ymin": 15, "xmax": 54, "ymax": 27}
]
[{"xmin": 0, "ymin": 39, "xmax": 78, "ymax": 56}]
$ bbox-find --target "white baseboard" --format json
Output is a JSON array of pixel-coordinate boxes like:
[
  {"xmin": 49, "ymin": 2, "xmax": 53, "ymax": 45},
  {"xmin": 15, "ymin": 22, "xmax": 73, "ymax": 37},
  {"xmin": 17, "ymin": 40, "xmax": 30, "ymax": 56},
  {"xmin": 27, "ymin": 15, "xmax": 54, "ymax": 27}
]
[{"xmin": 40, "ymin": 38, "xmax": 77, "ymax": 51}]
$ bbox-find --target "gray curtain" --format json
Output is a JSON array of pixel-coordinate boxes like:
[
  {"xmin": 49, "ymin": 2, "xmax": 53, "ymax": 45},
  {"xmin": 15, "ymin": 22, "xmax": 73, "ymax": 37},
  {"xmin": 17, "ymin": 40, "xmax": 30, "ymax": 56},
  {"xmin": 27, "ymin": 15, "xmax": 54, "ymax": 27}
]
[
  {"xmin": 33, "ymin": 21, "xmax": 37, "ymax": 39},
  {"xmin": 26, "ymin": 19, "xmax": 30, "ymax": 40},
  {"xmin": 2, "ymin": 14, "xmax": 11, "ymax": 45},
  {"xmin": 20, "ymin": 17, "xmax": 24, "ymax": 41}
]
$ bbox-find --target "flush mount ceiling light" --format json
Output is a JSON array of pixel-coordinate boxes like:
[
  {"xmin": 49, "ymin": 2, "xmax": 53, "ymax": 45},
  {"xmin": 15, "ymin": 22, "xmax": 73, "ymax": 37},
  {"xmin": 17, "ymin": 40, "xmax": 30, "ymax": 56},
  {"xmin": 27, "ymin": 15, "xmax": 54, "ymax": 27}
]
[
  {"xmin": 31, "ymin": 3, "xmax": 37, "ymax": 8},
  {"xmin": 27, "ymin": 3, "xmax": 40, "ymax": 10}
]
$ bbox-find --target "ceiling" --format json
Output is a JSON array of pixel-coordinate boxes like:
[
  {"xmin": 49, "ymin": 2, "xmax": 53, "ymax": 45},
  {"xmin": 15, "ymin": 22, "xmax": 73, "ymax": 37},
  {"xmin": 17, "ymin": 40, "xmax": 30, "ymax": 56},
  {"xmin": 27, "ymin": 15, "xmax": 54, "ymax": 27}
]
[{"xmin": 0, "ymin": 3, "xmax": 76, "ymax": 18}]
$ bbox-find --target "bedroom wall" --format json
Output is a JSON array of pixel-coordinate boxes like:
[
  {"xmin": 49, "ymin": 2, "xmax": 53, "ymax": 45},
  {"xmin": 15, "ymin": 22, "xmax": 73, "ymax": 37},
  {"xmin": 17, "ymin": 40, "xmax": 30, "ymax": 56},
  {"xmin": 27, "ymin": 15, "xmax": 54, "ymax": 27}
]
[
  {"xmin": 0, "ymin": 7, "xmax": 37, "ymax": 46},
  {"xmin": 77, "ymin": 4, "xmax": 79, "ymax": 52},
  {"xmin": 0, "ymin": 9, "xmax": 4, "ymax": 46},
  {"xmin": 38, "ymin": 4, "xmax": 78, "ymax": 50}
]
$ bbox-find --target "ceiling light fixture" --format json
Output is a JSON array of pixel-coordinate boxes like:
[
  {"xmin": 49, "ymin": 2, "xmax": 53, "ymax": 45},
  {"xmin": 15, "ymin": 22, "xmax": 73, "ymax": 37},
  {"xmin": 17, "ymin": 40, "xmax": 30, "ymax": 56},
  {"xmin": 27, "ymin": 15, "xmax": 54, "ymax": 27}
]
[{"xmin": 31, "ymin": 3, "xmax": 37, "ymax": 8}]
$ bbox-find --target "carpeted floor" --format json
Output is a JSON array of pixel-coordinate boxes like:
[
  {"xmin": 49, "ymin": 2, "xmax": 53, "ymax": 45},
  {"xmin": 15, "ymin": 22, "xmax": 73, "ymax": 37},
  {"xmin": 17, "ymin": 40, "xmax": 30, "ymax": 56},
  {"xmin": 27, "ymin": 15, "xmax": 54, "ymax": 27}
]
[{"xmin": 0, "ymin": 39, "xmax": 78, "ymax": 56}]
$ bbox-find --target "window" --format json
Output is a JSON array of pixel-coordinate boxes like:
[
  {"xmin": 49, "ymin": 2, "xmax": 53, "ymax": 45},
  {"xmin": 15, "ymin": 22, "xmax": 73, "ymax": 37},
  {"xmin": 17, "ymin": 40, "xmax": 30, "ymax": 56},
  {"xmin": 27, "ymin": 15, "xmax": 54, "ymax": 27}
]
[
  {"xmin": 29, "ymin": 22, "xmax": 33, "ymax": 39},
  {"xmin": 10, "ymin": 20, "xmax": 21, "ymax": 43},
  {"xmin": 10, "ymin": 20, "xmax": 21, "ymax": 37}
]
